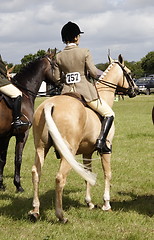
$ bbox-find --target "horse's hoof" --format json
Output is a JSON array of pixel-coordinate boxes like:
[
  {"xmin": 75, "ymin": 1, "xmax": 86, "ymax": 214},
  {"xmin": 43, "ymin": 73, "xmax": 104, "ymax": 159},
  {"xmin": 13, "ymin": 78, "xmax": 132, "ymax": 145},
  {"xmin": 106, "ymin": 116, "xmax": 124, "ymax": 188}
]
[
  {"xmin": 102, "ymin": 205, "xmax": 112, "ymax": 211},
  {"xmin": 28, "ymin": 211, "xmax": 40, "ymax": 223},
  {"xmin": 86, "ymin": 202, "xmax": 96, "ymax": 210},
  {"xmin": 16, "ymin": 186, "xmax": 24, "ymax": 193},
  {"xmin": 59, "ymin": 218, "xmax": 68, "ymax": 224}
]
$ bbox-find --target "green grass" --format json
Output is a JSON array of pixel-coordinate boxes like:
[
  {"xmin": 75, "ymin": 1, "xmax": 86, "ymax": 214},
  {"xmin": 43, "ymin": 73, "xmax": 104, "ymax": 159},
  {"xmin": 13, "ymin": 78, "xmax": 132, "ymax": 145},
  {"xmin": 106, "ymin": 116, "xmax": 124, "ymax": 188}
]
[{"xmin": 0, "ymin": 95, "xmax": 153, "ymax": 240}]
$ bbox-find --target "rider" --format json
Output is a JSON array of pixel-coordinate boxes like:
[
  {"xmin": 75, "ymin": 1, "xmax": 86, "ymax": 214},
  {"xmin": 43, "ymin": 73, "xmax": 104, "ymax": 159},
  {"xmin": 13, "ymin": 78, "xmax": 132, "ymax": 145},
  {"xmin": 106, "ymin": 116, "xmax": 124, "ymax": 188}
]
[
  {"xmin": 53, "ymin": 21, "xmax": 115, "ymax": 154},
  {"xmin": 0, "ymin": 55, "xmax": 29, "ymax": 129}
]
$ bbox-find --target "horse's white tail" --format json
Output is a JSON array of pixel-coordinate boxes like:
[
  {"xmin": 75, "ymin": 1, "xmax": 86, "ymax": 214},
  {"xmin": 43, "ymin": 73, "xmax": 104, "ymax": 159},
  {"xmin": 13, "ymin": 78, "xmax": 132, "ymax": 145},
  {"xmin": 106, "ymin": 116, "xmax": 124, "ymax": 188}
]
[{"xmin": 44, "ymin": 103, "xmax": 96, "ymax": 186}]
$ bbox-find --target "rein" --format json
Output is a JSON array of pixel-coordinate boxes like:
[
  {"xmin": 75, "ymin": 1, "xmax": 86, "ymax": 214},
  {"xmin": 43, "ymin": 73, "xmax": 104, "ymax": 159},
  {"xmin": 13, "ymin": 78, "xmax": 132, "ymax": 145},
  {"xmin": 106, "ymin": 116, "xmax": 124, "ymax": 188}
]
[
  {"xmin": 11, "ymin": 78, "xmax": 60, "ymax": 97},
  {"xmin": 11, "ymin": 78, "xmax": 38, "ymax": 97}
]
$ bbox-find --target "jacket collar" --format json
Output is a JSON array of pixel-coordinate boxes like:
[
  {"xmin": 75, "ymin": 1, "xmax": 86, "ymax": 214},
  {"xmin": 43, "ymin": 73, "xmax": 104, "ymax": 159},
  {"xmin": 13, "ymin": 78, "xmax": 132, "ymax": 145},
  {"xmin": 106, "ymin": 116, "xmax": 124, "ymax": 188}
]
[{"xmin": 64, "ymin": 45, "xmax": 78, "ymax": 50}]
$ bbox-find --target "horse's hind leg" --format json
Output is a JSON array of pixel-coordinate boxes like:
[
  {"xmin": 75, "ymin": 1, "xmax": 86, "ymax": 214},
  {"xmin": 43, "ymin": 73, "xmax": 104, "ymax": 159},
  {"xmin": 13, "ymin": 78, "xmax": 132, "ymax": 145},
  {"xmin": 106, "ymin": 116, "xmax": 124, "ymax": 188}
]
[
  {"xmin": 0, "ymin": 136, "xmax": 10, "ymax": 191},
  {"xmin": 101, "ymin": 153, "xmax": 112, "ymax": 211},
  {"xmin": 83, "ymin": 154, "xmax": 95, "ymax": 209},
  {"xmin": 55, "ymin": 157, "xmax": 72, "ymax": 223}
]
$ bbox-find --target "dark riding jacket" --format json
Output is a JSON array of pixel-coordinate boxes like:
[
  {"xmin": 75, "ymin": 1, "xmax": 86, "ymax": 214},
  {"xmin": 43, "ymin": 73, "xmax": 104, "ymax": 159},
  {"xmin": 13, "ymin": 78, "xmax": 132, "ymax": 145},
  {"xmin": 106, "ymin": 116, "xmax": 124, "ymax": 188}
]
[
  {"xmin": 0, "ymin": 55, "xmax": 10, "ymax": 87},
  {"xmin": 54, "ymin": 45, "xmax": 100, "ymax": 102}
]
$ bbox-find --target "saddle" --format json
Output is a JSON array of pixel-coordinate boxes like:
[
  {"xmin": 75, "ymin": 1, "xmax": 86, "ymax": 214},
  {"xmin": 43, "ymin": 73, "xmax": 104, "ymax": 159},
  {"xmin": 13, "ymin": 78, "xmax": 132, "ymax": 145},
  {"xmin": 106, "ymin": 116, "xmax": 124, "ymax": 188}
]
[{"xmin": 0, "ymin": 93, "xmax": 13, "ymax": 109}]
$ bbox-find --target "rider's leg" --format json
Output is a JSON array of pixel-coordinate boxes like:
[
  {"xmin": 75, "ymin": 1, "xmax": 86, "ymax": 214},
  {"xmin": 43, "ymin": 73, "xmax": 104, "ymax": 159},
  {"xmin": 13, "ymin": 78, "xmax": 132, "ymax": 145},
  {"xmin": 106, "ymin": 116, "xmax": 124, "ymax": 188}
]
[
  {"xmin": 0, "ymin": 84, "xmax": 29, "ymax": 128},
  {"xmin": 87, "ymin": 98, "xmax": 114, "ymax": 154}
]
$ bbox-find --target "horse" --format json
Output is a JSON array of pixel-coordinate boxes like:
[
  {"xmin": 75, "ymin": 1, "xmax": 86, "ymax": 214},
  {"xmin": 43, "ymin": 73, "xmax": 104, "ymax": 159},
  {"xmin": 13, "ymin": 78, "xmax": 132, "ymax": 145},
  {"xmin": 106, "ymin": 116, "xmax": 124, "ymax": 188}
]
[
  {"xmin": 29, "ymin": 54, "xmax": 138, "ymax": 223},
  {"xmin": 152, "ymin": 106, "xmax": 154, "ymax": 124},
  {"xmin": 0, "ymin": 50, "xmax": 59, "ymax": 192}
]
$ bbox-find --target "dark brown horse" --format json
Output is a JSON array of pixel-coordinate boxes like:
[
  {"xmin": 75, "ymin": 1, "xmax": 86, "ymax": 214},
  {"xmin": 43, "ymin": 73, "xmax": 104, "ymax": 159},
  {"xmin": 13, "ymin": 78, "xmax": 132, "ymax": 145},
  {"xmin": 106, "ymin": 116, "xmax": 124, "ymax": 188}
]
[{"xmin": 0, "ymin": 51, "xmax": 59, "ymax": 192}]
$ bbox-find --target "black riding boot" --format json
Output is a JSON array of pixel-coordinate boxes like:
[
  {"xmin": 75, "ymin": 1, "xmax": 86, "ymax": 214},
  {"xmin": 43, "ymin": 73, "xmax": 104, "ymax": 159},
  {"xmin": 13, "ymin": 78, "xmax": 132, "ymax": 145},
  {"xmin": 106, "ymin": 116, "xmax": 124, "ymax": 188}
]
[
  {"xmin": 12, "ymin": 96, "xmax": 29, "ymax": 129},
  {"xmin": 95, "ymin": 116, "xmax": 114, "ymax": 154}
]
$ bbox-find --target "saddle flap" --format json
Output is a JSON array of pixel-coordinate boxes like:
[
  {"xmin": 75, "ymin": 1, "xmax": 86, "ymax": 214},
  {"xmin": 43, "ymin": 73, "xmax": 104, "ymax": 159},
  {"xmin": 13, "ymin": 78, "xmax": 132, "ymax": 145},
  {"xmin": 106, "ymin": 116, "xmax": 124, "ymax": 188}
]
[{"xmin": 0, "ymin": 93, "xmax": 13, "ymax": 109}]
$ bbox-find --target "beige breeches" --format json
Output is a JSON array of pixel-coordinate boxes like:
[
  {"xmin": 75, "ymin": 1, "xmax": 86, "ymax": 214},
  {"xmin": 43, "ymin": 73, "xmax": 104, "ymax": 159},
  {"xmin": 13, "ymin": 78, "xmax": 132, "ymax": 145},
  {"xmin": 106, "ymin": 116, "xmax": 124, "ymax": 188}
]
[
  {"xmin": 87, "ymin": 98, "xmax": 115, "ymax": 117},
  {"xmin": 0, "ymin": 84, "xmax": 22, "ymax": 98}
]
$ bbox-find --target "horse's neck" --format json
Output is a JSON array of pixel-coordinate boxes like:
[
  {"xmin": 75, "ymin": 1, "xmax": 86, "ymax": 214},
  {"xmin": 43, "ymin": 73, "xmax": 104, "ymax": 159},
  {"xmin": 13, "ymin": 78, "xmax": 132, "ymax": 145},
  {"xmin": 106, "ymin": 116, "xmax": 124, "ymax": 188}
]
[{"xmin": 97, "ymin": 63, "xmax": 121, "ymax": 107}]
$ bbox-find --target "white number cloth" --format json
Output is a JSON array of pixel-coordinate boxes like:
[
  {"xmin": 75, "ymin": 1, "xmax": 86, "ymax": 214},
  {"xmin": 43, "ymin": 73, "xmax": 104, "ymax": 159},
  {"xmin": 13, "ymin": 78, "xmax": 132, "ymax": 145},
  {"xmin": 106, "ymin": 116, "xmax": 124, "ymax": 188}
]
[{"xmin": 66, "ymin": 72, "xmax": 81, "ymax": 84}]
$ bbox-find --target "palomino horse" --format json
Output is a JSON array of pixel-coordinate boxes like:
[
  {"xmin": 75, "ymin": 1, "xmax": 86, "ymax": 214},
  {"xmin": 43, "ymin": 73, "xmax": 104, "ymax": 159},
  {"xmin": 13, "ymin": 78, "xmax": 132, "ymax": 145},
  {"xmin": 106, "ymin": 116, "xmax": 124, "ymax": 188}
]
[
  {"xmin": 29, "ymin": 55, "xmax": 138, "ymax": 223},
  {"xmin": 0, "ymin": 50, "xmax": 59, "ymax": 192}
]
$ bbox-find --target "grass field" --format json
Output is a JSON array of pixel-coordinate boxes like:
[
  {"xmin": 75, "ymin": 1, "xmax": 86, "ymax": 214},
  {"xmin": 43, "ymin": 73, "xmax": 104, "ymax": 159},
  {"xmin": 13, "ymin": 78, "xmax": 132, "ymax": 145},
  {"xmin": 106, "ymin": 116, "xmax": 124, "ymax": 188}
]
[{"xmin": 0, "ymin": 95, "xmax": 153, "ymax": 240}]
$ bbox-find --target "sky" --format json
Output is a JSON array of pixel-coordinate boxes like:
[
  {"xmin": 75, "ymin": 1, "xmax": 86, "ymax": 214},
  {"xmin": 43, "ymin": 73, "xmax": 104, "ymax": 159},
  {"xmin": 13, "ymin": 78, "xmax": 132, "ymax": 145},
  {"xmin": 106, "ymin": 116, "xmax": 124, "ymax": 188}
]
[{"xmin": 0, "ymin": 0, "xmax": 154, "ymax": 65}]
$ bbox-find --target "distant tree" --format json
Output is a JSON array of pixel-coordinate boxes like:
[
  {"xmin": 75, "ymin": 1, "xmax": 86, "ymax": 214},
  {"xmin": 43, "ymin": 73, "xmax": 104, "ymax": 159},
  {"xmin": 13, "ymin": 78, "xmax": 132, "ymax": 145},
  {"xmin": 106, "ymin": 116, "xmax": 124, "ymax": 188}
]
[
  {"xmin": 14, "ymin": 64, "xmax": 23, "ymax": 73},
  {"xmin": 21, "ymin": 53, "xmax": 36, "ymax": 66},
  {"xmin": 132, "ymin": 61, "xmax": 144, "ymax": 78},
  {"xmin": 124, "ymin": 60, "xmax": 144, "ymax": 79},
  {"xmin": 141, "ymin": 51, "xmax": 154, "ymax": 75},
  {"xmin": 36, "ymin": 49, "xmax": 46, "ymax": 57},
  {"xmin": 96, "ymin": 62, "xmax": 109, "ymax": 71},
  {"xmin": 21, "ymin": 49, "xmax": 49, "ymax": 67}
]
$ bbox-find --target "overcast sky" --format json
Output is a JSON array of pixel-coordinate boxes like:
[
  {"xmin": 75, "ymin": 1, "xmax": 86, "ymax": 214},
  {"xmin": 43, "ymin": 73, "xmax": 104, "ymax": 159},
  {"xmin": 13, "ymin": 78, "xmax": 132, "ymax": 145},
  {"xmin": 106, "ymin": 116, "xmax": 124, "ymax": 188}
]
[{"xmin": 0, "ymin": 0, "xmax": 154, "ymax": 65}]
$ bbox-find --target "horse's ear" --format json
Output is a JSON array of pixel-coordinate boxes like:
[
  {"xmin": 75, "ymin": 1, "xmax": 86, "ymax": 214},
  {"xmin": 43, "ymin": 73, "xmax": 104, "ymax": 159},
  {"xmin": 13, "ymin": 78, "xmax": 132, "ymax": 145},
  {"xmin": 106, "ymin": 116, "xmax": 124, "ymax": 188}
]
[
  {"xmin": 118, "ymin": 54, "xmax": 124, "ymax": 65},
  {"xmin": 54, "ymin": 48, "xmax": 57, "ymax": 56},
  {"xmin": 46, "ymin": 48, "xmax": 57, "ymax": 59},
  {"xmin": 108, "ymin": 55, "xmax": 114, "ymax": 64},
  {"xmin": 47, "ymin": 48, "xmax": 51, "ymax": 54},
  {"xmin": 6, "ymin": 65, "xmax": 14, "ymax": 80}
]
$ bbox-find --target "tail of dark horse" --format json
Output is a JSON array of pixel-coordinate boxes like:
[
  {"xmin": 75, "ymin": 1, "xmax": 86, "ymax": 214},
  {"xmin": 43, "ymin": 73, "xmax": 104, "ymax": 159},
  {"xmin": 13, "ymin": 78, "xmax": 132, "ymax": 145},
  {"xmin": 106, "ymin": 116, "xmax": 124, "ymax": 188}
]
[
  {"xmin": 43, "ymin": 103, "xmax": 96, "ymax": 186},
  {"xmin": 152, "ymin": 106, "xmax": 154, "ymax": 124}
]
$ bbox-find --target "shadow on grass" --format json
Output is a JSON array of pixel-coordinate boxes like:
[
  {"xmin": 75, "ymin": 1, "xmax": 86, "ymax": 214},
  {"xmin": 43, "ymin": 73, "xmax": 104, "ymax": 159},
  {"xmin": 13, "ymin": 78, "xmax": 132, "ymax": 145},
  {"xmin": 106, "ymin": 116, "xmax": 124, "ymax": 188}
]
[
  {"xmin": 0, "ymin": 188, "xmax": 85, "ymax": 222},
  {"xmin": 0, "ymin": 189, "xmax": 153, "ymax": 223},
  {"xmin": 112, "ymin": 191, "xmax": 154, "ymax": 217}
]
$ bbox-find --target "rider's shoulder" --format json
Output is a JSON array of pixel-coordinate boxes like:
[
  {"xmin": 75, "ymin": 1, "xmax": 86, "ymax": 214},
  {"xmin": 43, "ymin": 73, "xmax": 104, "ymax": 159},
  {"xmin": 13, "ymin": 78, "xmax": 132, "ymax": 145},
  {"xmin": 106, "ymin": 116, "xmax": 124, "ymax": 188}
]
[{"xmin": 77, "ymin": 47, "xmax": 90, "ymax": 54}]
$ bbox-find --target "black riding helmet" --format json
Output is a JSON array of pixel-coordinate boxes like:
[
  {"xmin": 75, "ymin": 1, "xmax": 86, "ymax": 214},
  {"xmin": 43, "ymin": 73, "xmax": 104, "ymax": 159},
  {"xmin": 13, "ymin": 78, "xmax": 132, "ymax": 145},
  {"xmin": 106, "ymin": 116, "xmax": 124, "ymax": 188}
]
[{"xmin": 61, "ymin": 21, "xmax": 84, "ymax": 43}]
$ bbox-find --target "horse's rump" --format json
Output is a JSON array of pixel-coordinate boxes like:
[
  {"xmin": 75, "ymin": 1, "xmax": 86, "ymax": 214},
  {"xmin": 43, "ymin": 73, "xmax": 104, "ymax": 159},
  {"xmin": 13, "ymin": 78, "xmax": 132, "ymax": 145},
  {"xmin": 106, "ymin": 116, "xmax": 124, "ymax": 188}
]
[{"xmin": 33, "ymin": 95, "xmax": 101, "ymax": 155}]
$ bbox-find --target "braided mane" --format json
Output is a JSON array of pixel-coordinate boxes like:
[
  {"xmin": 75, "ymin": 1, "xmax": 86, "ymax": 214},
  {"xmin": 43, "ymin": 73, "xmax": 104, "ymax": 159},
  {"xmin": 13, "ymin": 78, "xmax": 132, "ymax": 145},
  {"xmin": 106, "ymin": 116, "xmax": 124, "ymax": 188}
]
[{"xmin": 99, "ymin": 62, "xmax": 115, "ymax": 80}]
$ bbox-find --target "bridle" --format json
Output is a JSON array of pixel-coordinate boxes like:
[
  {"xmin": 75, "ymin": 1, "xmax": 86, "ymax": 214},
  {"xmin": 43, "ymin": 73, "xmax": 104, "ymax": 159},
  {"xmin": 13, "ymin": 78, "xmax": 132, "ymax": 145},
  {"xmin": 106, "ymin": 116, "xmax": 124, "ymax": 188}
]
[{"xmin": 97, "ymin": 61, "xmax": 138, "ymax": 98}]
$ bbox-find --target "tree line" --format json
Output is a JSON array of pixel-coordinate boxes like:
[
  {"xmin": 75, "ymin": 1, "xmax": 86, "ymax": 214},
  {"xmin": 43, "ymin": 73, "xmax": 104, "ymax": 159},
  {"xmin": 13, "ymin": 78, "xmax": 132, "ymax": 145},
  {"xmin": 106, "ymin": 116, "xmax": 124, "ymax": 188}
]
[{"xmin": 5, "ymin": 50, "xmax": 154, "ymax": 79}]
